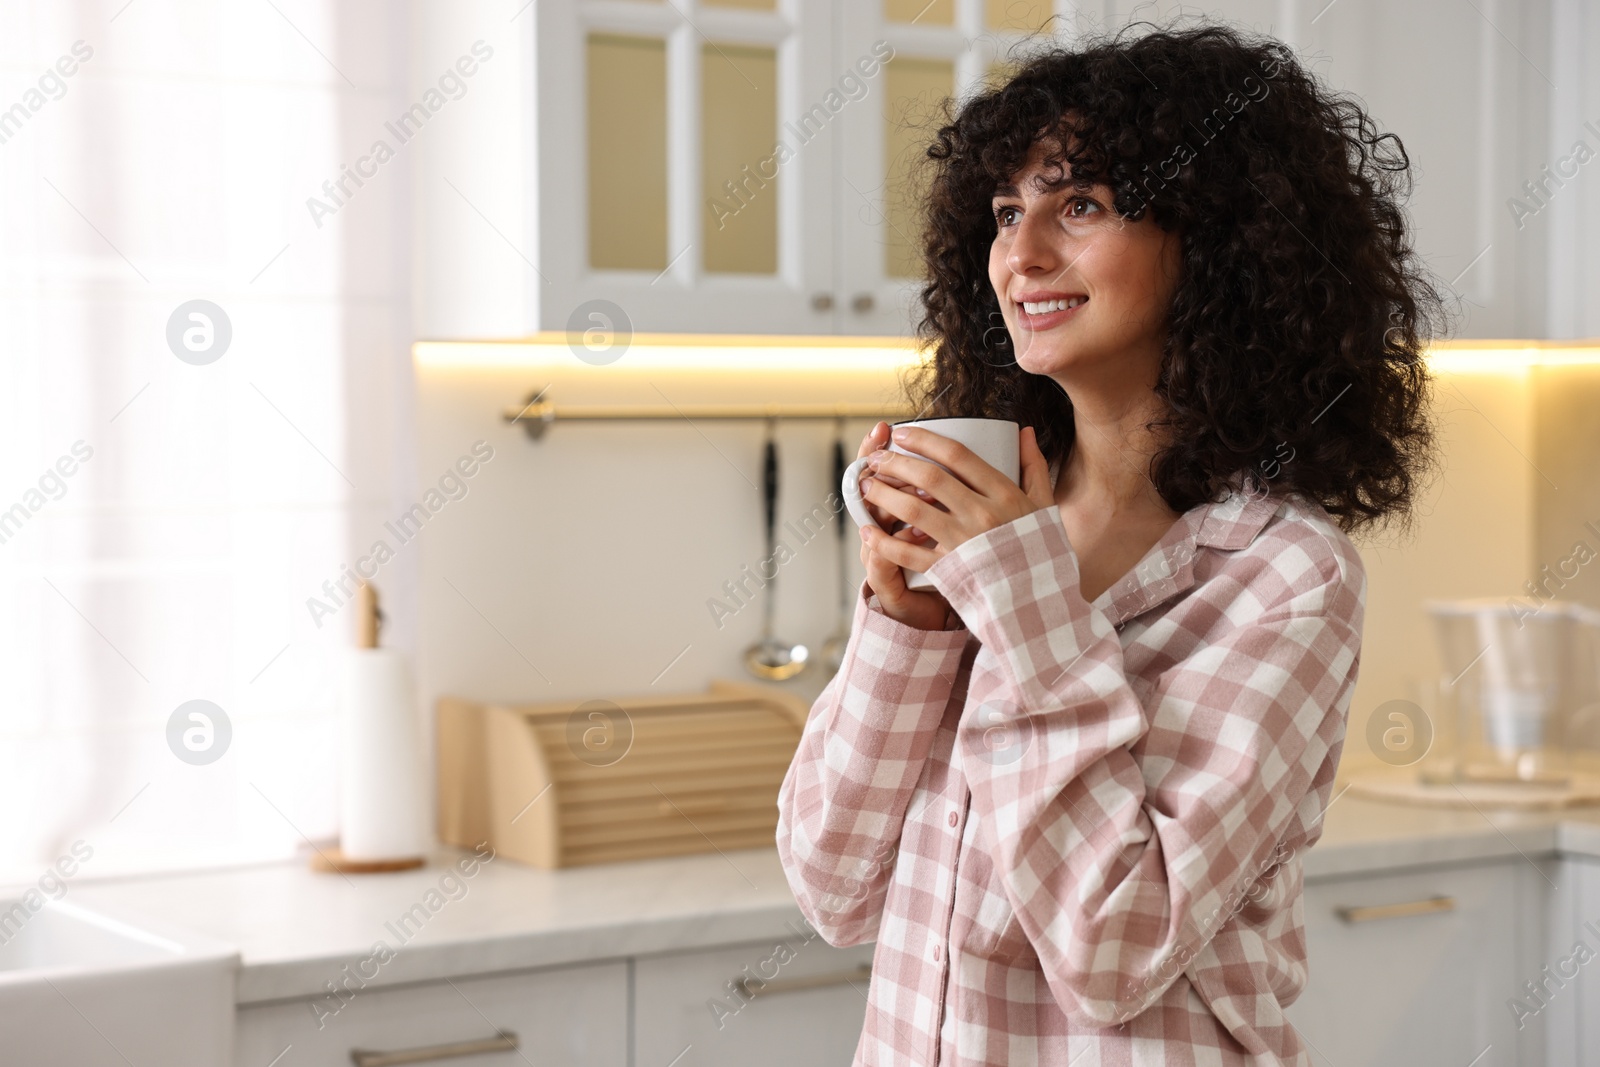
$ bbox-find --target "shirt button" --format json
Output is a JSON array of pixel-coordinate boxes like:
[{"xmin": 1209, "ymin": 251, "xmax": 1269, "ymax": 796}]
[
  {"xmin": 947, "ymin": 811, "xmax": 959, "ymax": 827},
  {"xmin": 933, "ymin": 944, "xmax": 943, "ymax": 962}
]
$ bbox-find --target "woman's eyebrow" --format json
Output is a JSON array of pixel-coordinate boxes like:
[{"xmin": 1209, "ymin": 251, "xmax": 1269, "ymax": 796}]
[{"xmin": 993, "ymin": 174, "xmax": 1089, "ymax": 199}]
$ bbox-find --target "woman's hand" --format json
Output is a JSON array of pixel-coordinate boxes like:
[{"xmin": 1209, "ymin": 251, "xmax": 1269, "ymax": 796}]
[
  {"xmin": 855, "ymin": 422, "xmax": 957, "ymax": 632},
  {"xmin": 858, "ymin": 424, "xmax": 1054, "ymax": 623}
]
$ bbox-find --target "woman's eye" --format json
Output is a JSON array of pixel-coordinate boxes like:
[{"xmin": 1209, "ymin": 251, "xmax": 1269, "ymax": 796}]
[
  {"xmin": 994, "ymin": 205, "xmax": 1020, "ymax": 226},
  {"xmin": 1066, "ymin": 197, "xmax": 1100, "ymax": 218}
]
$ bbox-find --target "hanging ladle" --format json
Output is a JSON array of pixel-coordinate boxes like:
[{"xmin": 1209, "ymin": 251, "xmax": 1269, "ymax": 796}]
[{"xmin": 744, "ymin": 420, "xmax": 809, "ymax": 680}]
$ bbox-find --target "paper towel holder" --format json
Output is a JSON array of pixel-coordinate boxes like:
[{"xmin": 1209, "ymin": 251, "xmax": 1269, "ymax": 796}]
[
  {"xmin": 312, "ymin": 581, "xmax": 428, "ymax": 876},
  {"xmin": 355, "ymin": 580, "xmax": 383, "ymax": 649}
]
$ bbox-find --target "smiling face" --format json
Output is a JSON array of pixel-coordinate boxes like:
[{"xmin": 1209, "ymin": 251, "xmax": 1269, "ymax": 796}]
[{"xmin": 988, "ymin": 138, "xmax": 1184, "ymax": 390}]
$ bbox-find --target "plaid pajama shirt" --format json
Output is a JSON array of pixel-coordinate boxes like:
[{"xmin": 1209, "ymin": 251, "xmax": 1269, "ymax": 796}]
[{"xmin": 777, "ymin": 486, "xmax": 1364, "ymax": 1066}]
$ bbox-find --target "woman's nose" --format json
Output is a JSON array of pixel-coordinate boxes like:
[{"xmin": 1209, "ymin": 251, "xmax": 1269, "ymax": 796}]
[{"xmin": 1007, "ymin": 211, "xmax": 1061, "ymax": 276}]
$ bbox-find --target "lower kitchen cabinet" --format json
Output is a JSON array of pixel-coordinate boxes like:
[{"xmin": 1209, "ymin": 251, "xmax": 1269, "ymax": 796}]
[
  {"xmin": 1286, "ymin": 861, "xmax": 1519, "ymax": 1066},
  {"xmin": 633, "ymin": 935, "xmax": 875, "ymax": 1067},
  {"xmin": 224, "ymin": 857, "xmax": 1600, "ymax": 1067},
  {"xmin": 1540, "ymin": 856, "xmax": 1600, "ymax": 1067},
  {"xmin": 234, "ymin": 961, "xmax": 626, "ymax": 1067},
  {"xmin": 1579, "ymin": 859, "xmax": 1600, "ymax": 1062}
]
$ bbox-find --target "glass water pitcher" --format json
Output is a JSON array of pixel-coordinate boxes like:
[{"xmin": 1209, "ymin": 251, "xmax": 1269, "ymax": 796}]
[{"xmin": 1426, "ymin": 599, "xmax": 1600, "ymax": 783}]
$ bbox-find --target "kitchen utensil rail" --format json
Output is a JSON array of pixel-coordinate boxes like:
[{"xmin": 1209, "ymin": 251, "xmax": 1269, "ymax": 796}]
[{"xmin": 502, "ymin": 389, "xmax": 913, "ymax": 440}]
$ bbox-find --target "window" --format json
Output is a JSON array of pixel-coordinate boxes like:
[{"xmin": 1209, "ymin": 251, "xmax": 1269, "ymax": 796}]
[{"xmin": 0, "ymin": 2, "xmax": 412, "ymax": 881}]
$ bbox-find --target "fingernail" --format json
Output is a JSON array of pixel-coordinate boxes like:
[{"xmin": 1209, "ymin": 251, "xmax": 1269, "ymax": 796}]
[{"xmin": 891, "ymin": 427, "xmax": 908, "ymax": 441}]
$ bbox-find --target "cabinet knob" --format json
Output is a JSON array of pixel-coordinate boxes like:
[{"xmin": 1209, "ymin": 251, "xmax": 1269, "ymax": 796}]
[
  {"xmin": 811, "ymin": 293, "xmax": 834, "ymax": 312},
  {"xmin": 851, "ymin": 293, "xmax": 875, "ymax": 313}
]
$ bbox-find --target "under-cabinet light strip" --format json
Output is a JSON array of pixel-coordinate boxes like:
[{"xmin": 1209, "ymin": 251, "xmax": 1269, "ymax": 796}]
[{"xmin": 415, "ymin": 337, "xmax": 1600, "ymax": 372}]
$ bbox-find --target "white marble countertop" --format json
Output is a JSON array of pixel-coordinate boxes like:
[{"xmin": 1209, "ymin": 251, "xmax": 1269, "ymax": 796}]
[
  {"xmin": 72, "ymin": 845, "xmax": 802, "ymax": 1006},
  {"xmin": 64, "ymin": 790, "xmax": 1600, "ymax": 1006}
]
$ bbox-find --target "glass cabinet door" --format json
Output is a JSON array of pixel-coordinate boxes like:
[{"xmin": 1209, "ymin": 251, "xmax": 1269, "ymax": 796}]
[
  {"xmin": 535, "ymin": 0, "xmax": 836, "ymax": 335},
  {"xmin": 835, "ymin": 0, "xmax": 1075, "ymax": 335}
]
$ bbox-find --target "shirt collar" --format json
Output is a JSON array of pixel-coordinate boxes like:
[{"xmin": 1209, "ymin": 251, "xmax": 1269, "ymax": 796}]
[
  {"xmin": 1194, "ymin": 478, "xmax": 1281, "ymax": 549},
  {"xmin": 1043, "ymin": 458, "xmax": 1282, "ymax": 621},
  {"xmin": 1096, "ymin": 478, "xmax": 1281, "ymax": 624}
]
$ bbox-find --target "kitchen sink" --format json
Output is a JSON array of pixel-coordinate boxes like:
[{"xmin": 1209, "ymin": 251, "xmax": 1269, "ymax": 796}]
[{"xmin": 0, "ymin": 896, "xmax": 237, "ymax": 1066}]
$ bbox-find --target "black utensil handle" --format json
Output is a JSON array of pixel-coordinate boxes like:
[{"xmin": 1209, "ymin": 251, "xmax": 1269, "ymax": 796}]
[
  {"xmin": 763, "ymin": 437, "xmax": 779, "ymax": 551},
  {"xmin": 832, "ymin": 438, "xmax": 848, "ymax": 542},
  {"xmin": 832, "ymin": 434, "xmax": 850, "ymax": 612}
]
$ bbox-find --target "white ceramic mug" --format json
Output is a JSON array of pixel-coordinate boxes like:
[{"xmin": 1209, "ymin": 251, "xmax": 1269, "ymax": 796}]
[{"xmin": 842, "ymin": 417, "xmax": 1021, "ymax": 590}]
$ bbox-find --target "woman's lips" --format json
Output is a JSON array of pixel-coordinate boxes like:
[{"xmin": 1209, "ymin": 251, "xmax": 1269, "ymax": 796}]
[{"xmin": 1015, "ymin": 298, "xmax": 1087, "ymax": 330}]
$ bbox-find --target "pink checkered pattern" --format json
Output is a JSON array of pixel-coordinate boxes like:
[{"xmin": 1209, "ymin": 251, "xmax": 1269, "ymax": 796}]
[{"xmin": 777, "ymin": 488, "xmax": 1364, "ymax": 1066}]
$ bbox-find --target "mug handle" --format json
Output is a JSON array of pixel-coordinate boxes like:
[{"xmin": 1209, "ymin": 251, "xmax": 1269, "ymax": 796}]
[{"xmin": 841, "ymin": 455, "xmax": 889, "ymax": 531}]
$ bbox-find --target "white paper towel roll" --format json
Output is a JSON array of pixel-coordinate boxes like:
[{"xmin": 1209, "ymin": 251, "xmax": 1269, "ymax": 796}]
[{"xmin": 339, "ymin": 648, "xmax": 430, "ymax": 861}]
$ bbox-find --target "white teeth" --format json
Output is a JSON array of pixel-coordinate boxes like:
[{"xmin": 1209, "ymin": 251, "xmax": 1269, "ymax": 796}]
[{"xmin": 1021, "ymin": 297, "xmax": 1087, "ymax": 314}]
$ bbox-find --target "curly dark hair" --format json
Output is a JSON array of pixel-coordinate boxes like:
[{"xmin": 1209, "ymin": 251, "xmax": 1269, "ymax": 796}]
[{"xmin": 904, "ymin": 20, "xmax": 1443, "ymax": 535}]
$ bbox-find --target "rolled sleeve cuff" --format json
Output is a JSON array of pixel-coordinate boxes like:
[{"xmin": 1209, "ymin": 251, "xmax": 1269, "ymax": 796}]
[
  {"xmin": 922, "ymin": 507, "xmax": 1111, "ymax": 670},
  {"xmin": 815, "ymin": 578, "xmax": 973, "ymax": 740},
  {"xmin": 857, "ymin": 577, "xmax": 970, "ymax": 645}
]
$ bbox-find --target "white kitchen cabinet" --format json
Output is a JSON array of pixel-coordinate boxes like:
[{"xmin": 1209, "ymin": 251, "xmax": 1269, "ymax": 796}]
[
  {"xmin": 526, "ymin": 0, "xmax": 1114, "ymax": 337},
  {"xmin": 1286, "ymin": 860, "xmax": 1519, "ymax": 1066},
  {"xmin": 1541, "ymin": 857, "xmax": 1600, "ymax": 1067},
  {"xmin": 532, "ymin": 0, "xmax": 837, "ymax": 336},
  {"xmin": 234, "ymin": 961, "xmax": 626, "ymax": 1067},
  {"xmin": 830, "ymin": 0, "xmax": 1077, "ymax": 336},
  {"xmin": 419, "ymin": 0, "xmax": 1566, "ymax": 340},
  {"xmin": 633, "ymin": 935, "xmax": 875, "ymax": 1067},
  {"xmin": 1285, "ymin": 0, "xmax": 1551, "ymax": 338},
  {"xmin": 1516, "ymin": 859, "xmax": 1567, "ymax": 1067}
]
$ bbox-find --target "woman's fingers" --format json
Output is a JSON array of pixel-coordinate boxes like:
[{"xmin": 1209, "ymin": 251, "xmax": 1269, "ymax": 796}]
[
  {"xmin": 860, "ymin": 473, "xmax": 957, "ymax": 546},
  {"xmin": 857, "ymin": 424, "xmax": 1054, "ymax": 553},
  {"xmin": 855, "ymin": 422, "xmax": 899, "ymax": 529},
  {"xmin": 861, "ymin": 526, "xmax": 911, "ymax": 598},
  {"xmin": 1019, "ymin": 425, "xmax": 1056, "ymax": 508},
  {"xmin": 860, "ymin": 524, "xmax": 954, "ymax": 631},
  {"xmin": 872, "ymin": 426, "xmax": 1052, "ymax": 519},
  {"xmin": 857, "ymin": 421, "xmax": 890, "ymax": 460},
  {"xmin": 865, "ymin": 450, "xmax": 970, "ymax": 514},
  {"xmin": 885, "ymin": 425, "xmax": 1012, "ymax": 498},
  {"xmin": 862, "ymin": 522, "xmax": 941, "ymax": 572}
]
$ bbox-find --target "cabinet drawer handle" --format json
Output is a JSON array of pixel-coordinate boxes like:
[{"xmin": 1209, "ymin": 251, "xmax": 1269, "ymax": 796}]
[
  {"xmin": 1335, "ymin": 895, "xmax": 1456, "ymax": 924},
  {"xmin": 350, "ymin": 1031, "xmax": 519, "ymax": 1066},
  {"xmin": 734, "ymin": 963, "xmax": 871, "ymax": 1000}
]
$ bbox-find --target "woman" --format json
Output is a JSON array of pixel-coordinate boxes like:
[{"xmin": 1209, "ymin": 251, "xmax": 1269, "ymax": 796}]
[{"xmin": 776, "ymin": 22, "xmax": 1440, "ymax": 1066}]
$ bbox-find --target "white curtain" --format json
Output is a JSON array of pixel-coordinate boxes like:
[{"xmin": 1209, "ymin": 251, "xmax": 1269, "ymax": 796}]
[{"xmin": 0, "ymin": 0, "xmax": 414, "ymax": 880}]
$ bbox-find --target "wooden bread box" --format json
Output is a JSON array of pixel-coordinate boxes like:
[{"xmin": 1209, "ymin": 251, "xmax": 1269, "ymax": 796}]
[{"xmin": 437, "ymin": 680, "xmax": 809, "ymax": 868}]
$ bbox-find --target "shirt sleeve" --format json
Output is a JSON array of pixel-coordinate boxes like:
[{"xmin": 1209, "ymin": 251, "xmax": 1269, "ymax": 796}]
[
  {"xmin": 923, "ymin": 505, "xmax": 1362, "ymax": 1026},
  {"xmin": 776, "ymin": 579, "xmax": 975, "ymax": 946}
]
